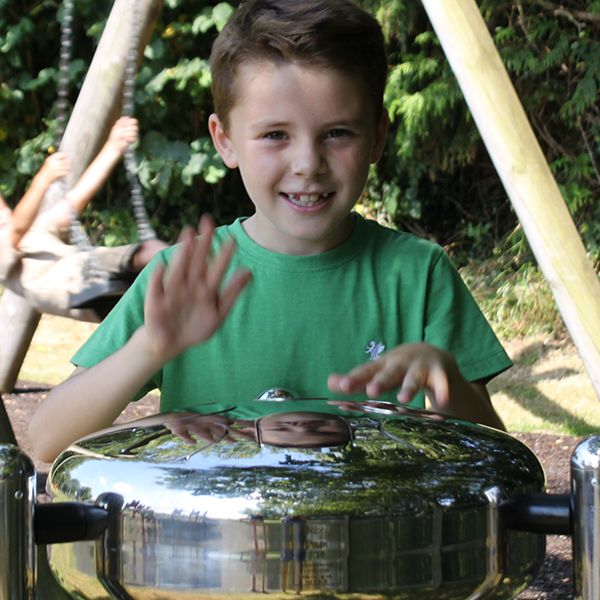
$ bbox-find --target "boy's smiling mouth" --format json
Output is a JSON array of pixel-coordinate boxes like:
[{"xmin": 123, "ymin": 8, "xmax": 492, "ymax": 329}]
[{"xmin": 282, "ymin": 191, "xmax": 334, "ymax": 208}]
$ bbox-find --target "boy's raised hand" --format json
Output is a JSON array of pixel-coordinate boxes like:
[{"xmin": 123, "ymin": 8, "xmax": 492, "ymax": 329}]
[{"xmin": 144, "ymin": 214, "xmax": 252, "ymax": 363}]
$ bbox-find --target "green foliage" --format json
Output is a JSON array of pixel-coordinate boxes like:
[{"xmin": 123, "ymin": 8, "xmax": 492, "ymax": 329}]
[
  {"xmin": 462, "ymin": 257, "xmax": 565, "ymax": 340},
  {"xmin": 360, "ymin": 0, "xmax": 600, "ymax": 264},
  {"xmin": 0, "ymin": 0, "xmax": 598, "ymax": 260}
]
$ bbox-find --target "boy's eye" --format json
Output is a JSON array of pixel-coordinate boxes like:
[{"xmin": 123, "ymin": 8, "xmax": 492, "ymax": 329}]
[
  {"xmin": 326, "ymin": 128, "xmax": 353, "ymax": 139},
  {"xmin": 263, "ymin": 131, "xmax": 287, "ymax": 141}
]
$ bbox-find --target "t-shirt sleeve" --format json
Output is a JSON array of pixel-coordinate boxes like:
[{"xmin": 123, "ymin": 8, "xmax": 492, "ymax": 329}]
[
  {"xmin": 423, "ymin": 250, "xmax": 512, "ymax": 383},
  {"xmin": 71, "ymin": 251, "xmax": 169, "ymax": 399}
]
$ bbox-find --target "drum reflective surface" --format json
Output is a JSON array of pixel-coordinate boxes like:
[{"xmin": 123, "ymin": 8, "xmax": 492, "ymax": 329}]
[{"xmin": 47, "ymin": 400, "xmax": 546, "ymax": 599}]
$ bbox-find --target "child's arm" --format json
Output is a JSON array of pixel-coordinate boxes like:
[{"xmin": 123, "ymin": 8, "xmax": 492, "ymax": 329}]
[
  {"xmin": 28, "ymin": 216, "xmax": 252, "ymax": 462},
  {"xmin": 10, "ymin": 153, "xmax": 70, "ymax": 248},
  {"xmin": 327, "ymin": 343, "xmax": 505, "ymax": 430},
  {"xmin": 66, "ymin": 116, "xmax": 138, "ymax": 216}
]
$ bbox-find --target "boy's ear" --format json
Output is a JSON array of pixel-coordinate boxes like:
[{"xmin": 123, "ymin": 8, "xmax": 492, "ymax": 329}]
[
  {"xmin": 370, "ymin": 109, "xmax": 389, "ymax": 164},
  {"xmin": 208, "ymin": 113, "xmax": 239, "ymax": 168}
]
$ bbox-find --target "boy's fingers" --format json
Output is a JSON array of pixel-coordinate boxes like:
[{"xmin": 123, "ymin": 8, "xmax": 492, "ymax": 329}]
[
  {"xmin": 429, "ymin": 367, "xmax": 450, "ymax": 408},
  {"xmin": 206, "ymin": 239, "xmax": 236, "ymax": 290},
  {"xmin": 165, "ymin": 228, "xmax": 195, "ymax": 288},
  {"xmin": 146, "ymin": 263, "xmax": 166, "ymax": 300},
  {"xmin": 392, "ymin": 362, "xmax": 427, "ymax": 403},
  {"xmin": 366, "ymin": 360, "xmax": 409, "ymax": 398},
  {"xmin": 188, "ymin": 215, "xmax": 216, "ymax": 281},
  {"xmin": 198, "ymin": 213, "xmax": 216, "ymax": 236},
  {"xmin": 328, "ymin": 361, "xmax": 382, "ymax": 393},
  {"xmin": 217, "ymin": 269, "xmax": 253, "ymax": 318}
]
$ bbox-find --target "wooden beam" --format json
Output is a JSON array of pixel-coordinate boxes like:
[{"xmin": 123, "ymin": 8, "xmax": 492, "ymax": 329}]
[
  {"xmin": 420, "ymin": 0, "xmax": 600, "ymax": 399},
  {"xmin": 0, "ymin": 290, "xmax": 40, "ymax": 393}
]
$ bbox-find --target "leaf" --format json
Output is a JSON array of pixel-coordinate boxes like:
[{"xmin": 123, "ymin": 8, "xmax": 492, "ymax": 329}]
[
  {"xmin": 212, "ymin": 3, "xmax": 234, "ymax": 32},
  {"xmin": 153, "ymin": 163, "xmax": 174, "ymax": 198},
  {"xmin": 204, "ymin": 162, "xmax": 226, "ymax": 184},
  {"xmin": 181, "ymin": 152, "xmax": 208, "ymax": 186}
]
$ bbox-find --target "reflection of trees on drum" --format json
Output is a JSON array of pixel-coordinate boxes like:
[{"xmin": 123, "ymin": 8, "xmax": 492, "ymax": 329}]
[
  {"xmin": 65, "ymin": 409, "xmax": 545, "ymax": 518},
  {"xmin": 125, "ymin": 417, "xmax": 541, "ymax": 519}
]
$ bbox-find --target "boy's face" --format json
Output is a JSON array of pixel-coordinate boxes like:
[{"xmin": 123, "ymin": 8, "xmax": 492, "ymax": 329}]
[
  {"xmin": 209, "ymin": 60, "xmax": 388, "ymax": 255},
  {"xmin": 259, "ymin": 412, "xmax": 351, "ymax": 447}
]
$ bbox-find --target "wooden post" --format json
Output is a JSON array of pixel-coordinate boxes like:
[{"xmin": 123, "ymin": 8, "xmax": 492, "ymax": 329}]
[
  {"xmin": 0, "ymin": 290, "xmax": 41, "ymax": 393},
  {"xmin": 0, "ymin": 0, "xmax": 163, "ymax": 393},
  {"xmin": 420, "ymin": 0, "xmax": 600, "ymax": 399}
]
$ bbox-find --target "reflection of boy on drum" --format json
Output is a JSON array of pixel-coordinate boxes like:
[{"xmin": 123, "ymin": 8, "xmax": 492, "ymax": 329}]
[{"xmin": 30, "ymin": 0, "xmax": 511, "ymax": 462}]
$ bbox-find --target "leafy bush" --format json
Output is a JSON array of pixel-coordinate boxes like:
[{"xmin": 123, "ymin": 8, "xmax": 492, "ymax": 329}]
[{"xmin": 462, "ymin": 258, "xmax": 566, "ymax": 340}]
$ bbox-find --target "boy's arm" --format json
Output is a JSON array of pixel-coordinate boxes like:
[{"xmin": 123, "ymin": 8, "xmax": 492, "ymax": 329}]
[
  {"xmin": 10, "ymin": 153, "xmax": 70, "ymax": 248},
  {"xmin": 327, "ymin": 343, "xmax": 506, "ymax": 430},
  {"xmin": 66, "ymin": 116, "xmax": 138, "ymax": 215},
  {"xmin": 28, "ymin": 216, "xmax": 252, "ymax": 462},
  {"xmin": 28, "ymin": 329, "xmax": 166, "ymax": 463}
]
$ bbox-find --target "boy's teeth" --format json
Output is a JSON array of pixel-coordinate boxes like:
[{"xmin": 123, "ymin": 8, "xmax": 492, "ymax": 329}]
[{"xmin": 287, "ymin": 193, "xmax": 329, "ymax": 206}]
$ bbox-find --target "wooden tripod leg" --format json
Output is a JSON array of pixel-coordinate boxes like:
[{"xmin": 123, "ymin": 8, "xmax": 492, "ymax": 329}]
[{"xmin": 0, "ymin": 290, "xmax": 41, "ymax": 393}]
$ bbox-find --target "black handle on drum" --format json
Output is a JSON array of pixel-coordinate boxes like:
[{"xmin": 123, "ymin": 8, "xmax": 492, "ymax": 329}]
[
  {"xmin": 500, "ymin": 493, "xmax": 572, "ymax": 536},
  {"xmin": 34, "ymin": 502, "xmax": 109, "ymax": 545}
]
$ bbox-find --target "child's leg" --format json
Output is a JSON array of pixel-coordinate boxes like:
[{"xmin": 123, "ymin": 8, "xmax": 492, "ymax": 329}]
[{"xmin": 89, "ymin": 240, "xmax": 168, "ymax": 278}]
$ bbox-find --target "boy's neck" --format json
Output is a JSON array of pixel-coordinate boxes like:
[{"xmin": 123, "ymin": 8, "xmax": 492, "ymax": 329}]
[{"xmin": 242, "ymin": 212, "xmax": 357, "ymax": 256}]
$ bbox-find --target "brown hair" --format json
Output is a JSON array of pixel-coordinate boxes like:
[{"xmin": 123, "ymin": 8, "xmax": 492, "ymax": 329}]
[{"xmin": 210, "ymin": 0, "xmax": 387, "ymax": 126}]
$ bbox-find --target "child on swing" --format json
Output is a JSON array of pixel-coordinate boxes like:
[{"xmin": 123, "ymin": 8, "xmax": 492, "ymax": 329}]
[
  {"xmin": 30, "ymin": 0, "xmax": 511, "ymax": 463},
  {"xmin": 0, "ymin": 116, "xmax": 167, "ymax": 320}
]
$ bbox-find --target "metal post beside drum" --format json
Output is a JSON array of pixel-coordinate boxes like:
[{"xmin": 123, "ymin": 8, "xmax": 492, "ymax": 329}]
[
  {"xmin": 0, "ymin": 445, "xmax": 36, "ymax": 600},
  {"xmin": 571, "ymin": 436, "xmax": 600, "ymax": 600}
]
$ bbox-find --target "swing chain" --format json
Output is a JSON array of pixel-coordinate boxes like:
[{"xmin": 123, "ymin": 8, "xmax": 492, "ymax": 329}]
[
  {"xmin": 122, "ymin": 0, "xmax": 157, "ymax": 242},
  {"xmin": 56, "ymin": 0, "xmax": 102, "ymax": 282},
  {"xmin": 56, "ymin": 0, "xmax": 74, "ymax": 145}
]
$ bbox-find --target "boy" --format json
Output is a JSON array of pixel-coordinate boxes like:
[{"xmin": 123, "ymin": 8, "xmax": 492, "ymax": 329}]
[
  {"xmin": 1, "ymin": 117, "xmax": 166, "ymax": 320},
  {"xmin": 30, "ymin": 0, "xmax": 510, "ymax": 462}
]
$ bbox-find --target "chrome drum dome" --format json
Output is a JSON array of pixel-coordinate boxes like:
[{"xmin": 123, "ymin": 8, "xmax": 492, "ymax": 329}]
[{"xmin": 47, "ymin": 402, "xmax": 545, "ymax": 599}]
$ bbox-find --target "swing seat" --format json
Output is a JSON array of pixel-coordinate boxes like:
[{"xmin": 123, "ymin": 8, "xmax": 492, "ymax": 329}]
[{"xmin": 69, "ymin": 279, "xmax": 131, "ymax": 319}]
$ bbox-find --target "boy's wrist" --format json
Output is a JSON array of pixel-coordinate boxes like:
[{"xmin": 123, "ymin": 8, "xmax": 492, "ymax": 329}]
[{"xmin": 130, "ymin": 326, "xmax": 173, "ymax": 371}]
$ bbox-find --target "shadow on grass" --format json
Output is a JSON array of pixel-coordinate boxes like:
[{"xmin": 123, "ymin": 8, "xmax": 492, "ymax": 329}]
[{"xmin": 492, "ymin": 340, "xmax": 598, "ymax": 436}]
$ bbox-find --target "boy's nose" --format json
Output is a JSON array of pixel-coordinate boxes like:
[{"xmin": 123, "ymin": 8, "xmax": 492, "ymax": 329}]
[{"xmin": 290, "ymin": 140, "xmax": 326, "ymax": 177}]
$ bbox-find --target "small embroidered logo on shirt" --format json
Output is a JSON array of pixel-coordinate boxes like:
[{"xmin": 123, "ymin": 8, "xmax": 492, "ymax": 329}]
[{"xmin": 365, "ymin": 340, "xmax": 385, "ymax": 361}]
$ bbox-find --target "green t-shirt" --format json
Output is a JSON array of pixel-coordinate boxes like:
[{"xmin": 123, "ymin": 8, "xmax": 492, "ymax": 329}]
[{"xmin": 73, "ymin": 215, "xmax": 511, "ymax": 412}]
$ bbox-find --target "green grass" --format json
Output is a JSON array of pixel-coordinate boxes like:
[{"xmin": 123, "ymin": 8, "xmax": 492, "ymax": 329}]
[
  {"xmin": 489, "ymin": 338, "xmax": 600, "ymax": 436},
  {"xmin": 18, "ymin": 314, "xmax": 97, "ymax": 385},
  {"xmin": 462, "ymin": 260, "xmax": 599, "ymax": 435}
]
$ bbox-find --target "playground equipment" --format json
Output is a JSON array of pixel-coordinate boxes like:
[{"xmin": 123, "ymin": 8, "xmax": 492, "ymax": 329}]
[
  {"xmin": 55, "ymin": 0, "xmax": 157, "ymax": 313},
  {"xmin": 0, "ymin": 401, "xmax": 598, "ymax": 598},
  {"xmin": 0, "ymin": 0, "xmax": 163, "ymax": 393}
]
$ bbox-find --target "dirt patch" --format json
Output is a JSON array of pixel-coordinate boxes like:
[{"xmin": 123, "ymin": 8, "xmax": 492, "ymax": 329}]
[{"xmin": 2, "ymin": 381, "xmax": 582, "ymax": 599}]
